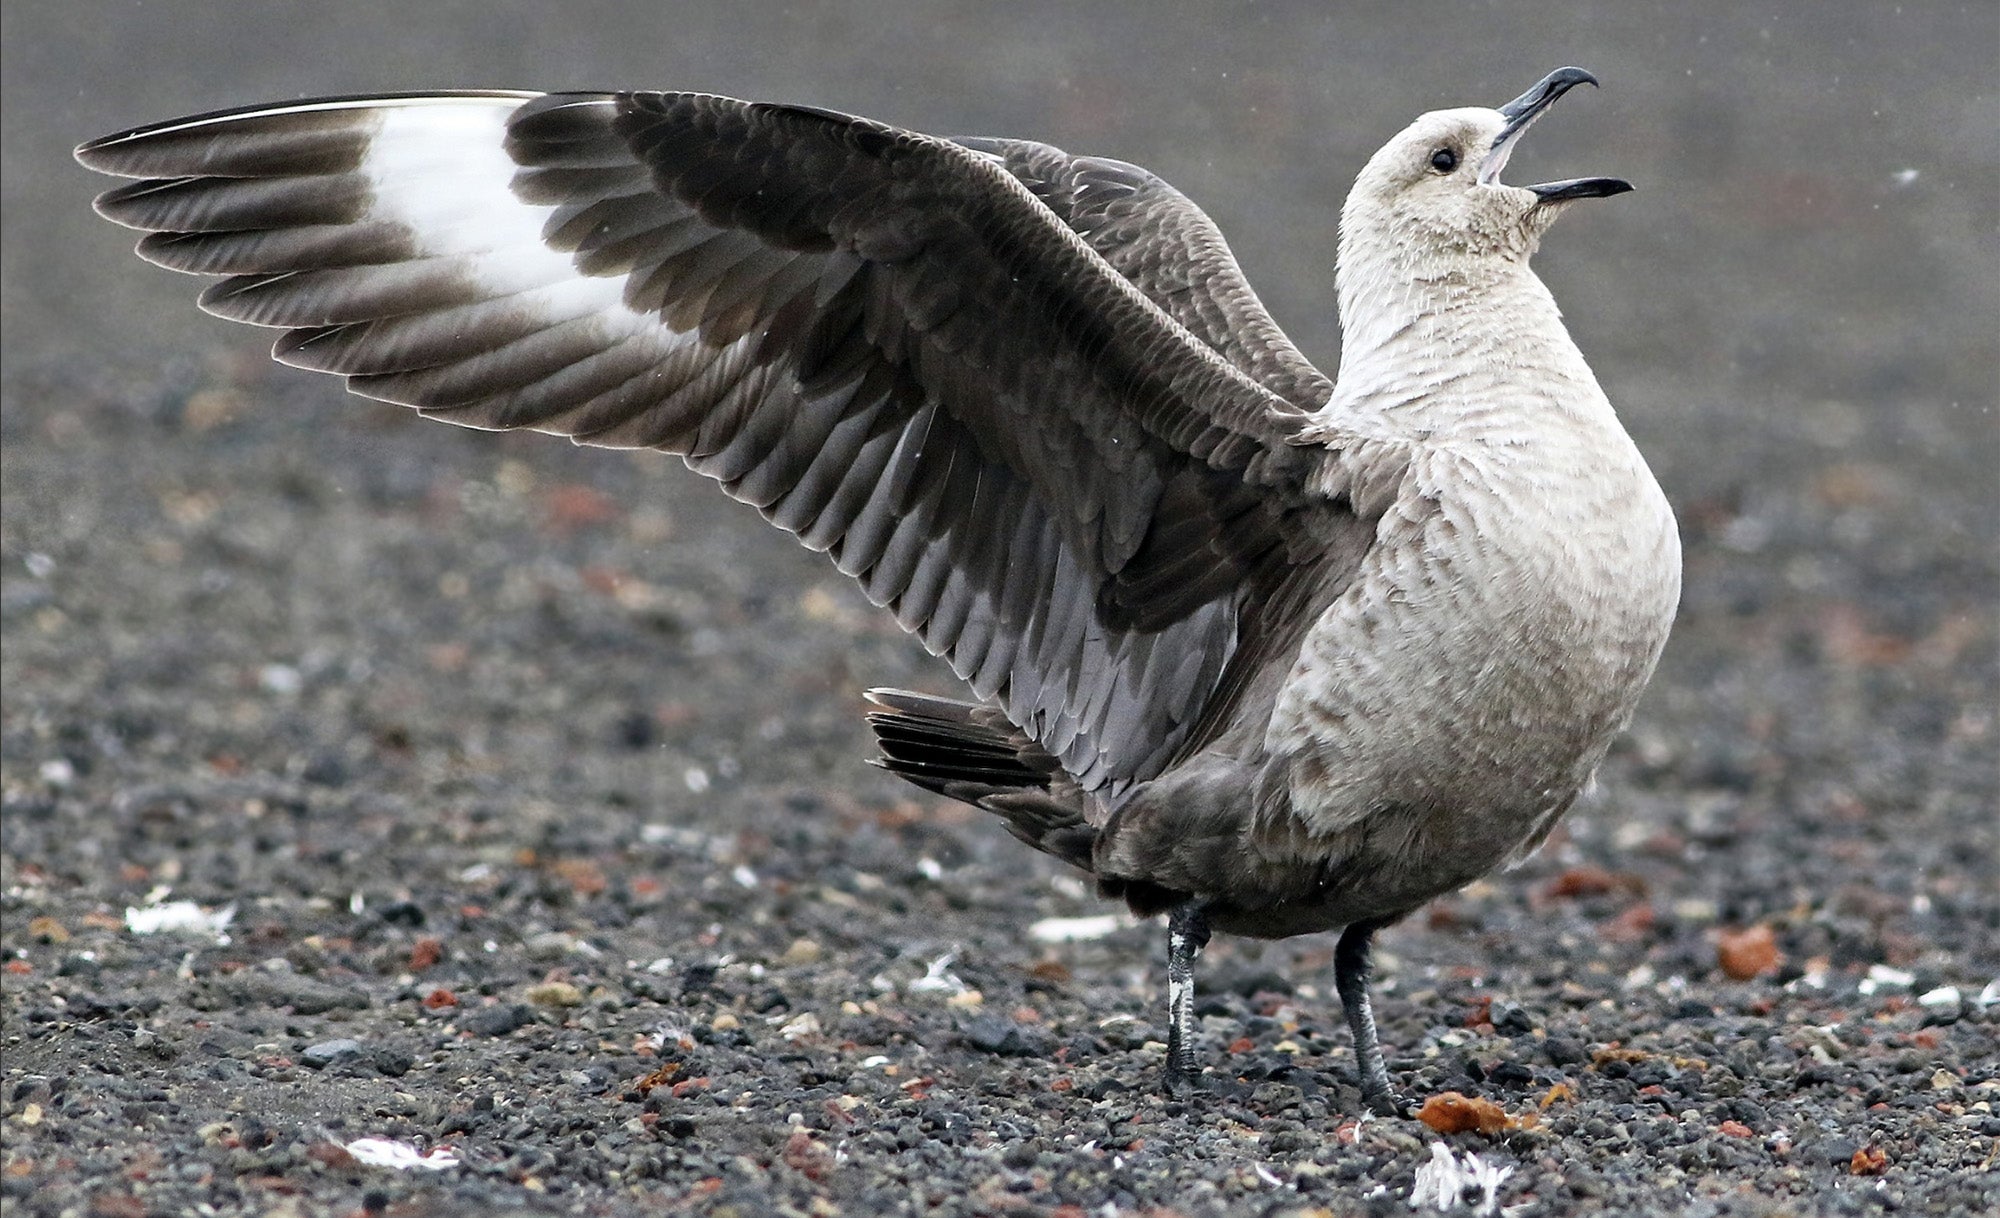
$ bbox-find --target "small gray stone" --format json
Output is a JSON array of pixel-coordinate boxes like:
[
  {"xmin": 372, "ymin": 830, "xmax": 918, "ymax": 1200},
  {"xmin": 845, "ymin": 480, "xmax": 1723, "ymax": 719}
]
[
  {"xmin": 300, "ymin": 1038, "xmax": 363, "ymax": 1068},
  {"xmin": 1805, "ymin": 1136, "xmax": 1863, "ymax": 1166},
  {"xmin": 959, "ymin": 1014, "xmax": 1054, "ymax": 1058},
  {"xmin": 461, "ymin": 1003, "xmax": 533, "ymax": 1038},
  {"xmin": 210, "ymin": 972, "xmax": 370, "ymax": 1016},
  {"xmin": 58, "ymin": 954, "xmax": 102, "ymax": 978},
  {"xmin": 1544, "ymin": 1036, "xmax": 1588, "ymax": 1066},
  {"xmin": 370, "ymin": 1045, "xmax": 414, "ymax": 1077}
]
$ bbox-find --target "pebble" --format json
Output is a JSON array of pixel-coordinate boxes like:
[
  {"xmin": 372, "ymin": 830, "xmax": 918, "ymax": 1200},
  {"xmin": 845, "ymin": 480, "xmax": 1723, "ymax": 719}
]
[
  {"xmin": 959, "ymin": 1014, "xmax": 1055, "ymax": 1058},
  {"xmin": 525, "ymin": 981, "xmax": 584, "ymax": 1008},
  {"xmin": 779, "ymin": 938, "xmax": 823, "ymax": 966},
  {"xmin": 300, "ymin": 1039, "xmax": 363, "ymax": 1069},
  {"xmin": 460, "ymin": 1004, "xmax": 533, "ymax": 1038},
  {"xmin": 377, "ymin": 900, "xmax": 426, "ymax": 928},
  {"xmin": 369, "ymin": 1046, "xmax": 414, "ymax": 1077},
  {"xmin": 211, "ymin": 973, "xmax": 371, "ymax": 1016}
]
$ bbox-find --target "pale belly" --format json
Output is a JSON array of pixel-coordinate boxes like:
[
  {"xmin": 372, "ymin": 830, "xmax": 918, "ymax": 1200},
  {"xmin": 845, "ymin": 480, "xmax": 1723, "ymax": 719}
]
[{"xmin": 1249, "ymin": 445, "xmax": 1682, "ymax": 931}]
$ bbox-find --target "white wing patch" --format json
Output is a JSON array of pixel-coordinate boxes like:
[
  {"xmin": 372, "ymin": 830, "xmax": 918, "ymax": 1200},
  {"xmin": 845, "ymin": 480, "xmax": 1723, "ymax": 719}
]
[{"xmin": 234, "ymin": 97, "xmax": 726, "ymax": 441}]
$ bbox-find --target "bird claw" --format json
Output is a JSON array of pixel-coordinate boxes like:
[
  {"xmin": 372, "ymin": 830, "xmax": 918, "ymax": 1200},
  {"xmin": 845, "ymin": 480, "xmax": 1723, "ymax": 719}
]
[{"xmin": 1361, "ymin": 1082, "xmax": 1415, "ymax": 1119}]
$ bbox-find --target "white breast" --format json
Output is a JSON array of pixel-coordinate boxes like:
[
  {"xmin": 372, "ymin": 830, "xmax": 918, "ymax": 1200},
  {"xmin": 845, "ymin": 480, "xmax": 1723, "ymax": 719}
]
[{"xmin": 1272, "ymin": 401, "xmax": 1680, "ymax": 841}]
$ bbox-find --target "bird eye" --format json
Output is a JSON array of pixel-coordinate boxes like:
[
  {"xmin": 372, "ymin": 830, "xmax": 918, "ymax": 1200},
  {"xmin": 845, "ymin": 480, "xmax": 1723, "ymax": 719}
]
[{"xmin": 1430, "ymin": 147, "xmax": 1459, "ymax": 174}]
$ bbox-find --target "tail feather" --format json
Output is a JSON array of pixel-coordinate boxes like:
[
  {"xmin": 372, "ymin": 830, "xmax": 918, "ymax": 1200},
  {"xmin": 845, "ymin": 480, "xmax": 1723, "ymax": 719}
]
[
  {"xmin": 864, "ymin": 688, "xmax": 1060, "ymax": 792},
  {"xmin": 865, "ymin": 688, "xmax": 1097, "ymax": 872}
]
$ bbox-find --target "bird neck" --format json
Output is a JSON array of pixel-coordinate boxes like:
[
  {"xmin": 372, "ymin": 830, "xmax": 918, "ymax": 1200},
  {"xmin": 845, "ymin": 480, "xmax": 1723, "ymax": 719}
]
[{"xmin": 1330, "ymin": 240, "xmax": 1611, "ymax": 435}]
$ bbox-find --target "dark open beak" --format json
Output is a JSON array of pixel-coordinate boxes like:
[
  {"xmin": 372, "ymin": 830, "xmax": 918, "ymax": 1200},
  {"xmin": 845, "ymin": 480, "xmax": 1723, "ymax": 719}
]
[
  {"xmin": 1482, "ymin": 66, "xmax": 1632, "ymax": 201},
  {"xmin": 1495, "ymin": 67, "xmax": 1599, "ymax": 145},
  {"xmin": 1526, "ymin": 176, "xmax": 1634, "ymax": 202}
]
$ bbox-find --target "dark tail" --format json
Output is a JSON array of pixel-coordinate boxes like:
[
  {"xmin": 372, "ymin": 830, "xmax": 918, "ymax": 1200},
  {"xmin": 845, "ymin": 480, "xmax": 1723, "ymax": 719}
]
[{"xmin": 864, "ymin": 688, "xmax": 1098, "ymax": 872}]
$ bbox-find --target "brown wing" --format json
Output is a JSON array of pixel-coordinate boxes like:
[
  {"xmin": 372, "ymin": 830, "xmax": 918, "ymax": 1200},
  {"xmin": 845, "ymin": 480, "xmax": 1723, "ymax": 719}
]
[
  {"xmin": 77, "ymin": 90, "xmax": 1367, "ymax": 795},
  {"xmin": 954, "ymin": 136, "xmax": 1334, "ymax": 411}
]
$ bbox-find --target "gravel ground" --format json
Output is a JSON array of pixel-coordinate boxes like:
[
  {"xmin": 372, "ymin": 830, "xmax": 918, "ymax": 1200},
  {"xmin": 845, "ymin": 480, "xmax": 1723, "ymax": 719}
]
[{"xmin": 3, "ymin": 4, "xmax": 1996, "ymax": 1216}]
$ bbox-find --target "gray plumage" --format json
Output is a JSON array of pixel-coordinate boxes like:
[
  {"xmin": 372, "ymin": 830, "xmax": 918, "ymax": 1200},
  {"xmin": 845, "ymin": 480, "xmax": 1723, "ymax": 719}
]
[{"xmin": 76, "ymin": 67, "xmax": 1679, "ymax": 1112}]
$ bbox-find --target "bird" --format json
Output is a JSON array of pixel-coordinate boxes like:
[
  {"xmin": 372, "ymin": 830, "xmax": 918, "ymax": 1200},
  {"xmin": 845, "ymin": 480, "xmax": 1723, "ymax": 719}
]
[{"xmin": 75, "ymin": 66, "xmax": 1680, "ymax": 1115}]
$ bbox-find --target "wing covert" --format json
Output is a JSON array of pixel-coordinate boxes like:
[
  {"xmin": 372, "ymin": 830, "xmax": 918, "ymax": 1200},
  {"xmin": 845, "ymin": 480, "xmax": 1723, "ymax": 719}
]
[{"xmin": 954, "ymin": 136, "xmax": 1334, "ymax": 411}]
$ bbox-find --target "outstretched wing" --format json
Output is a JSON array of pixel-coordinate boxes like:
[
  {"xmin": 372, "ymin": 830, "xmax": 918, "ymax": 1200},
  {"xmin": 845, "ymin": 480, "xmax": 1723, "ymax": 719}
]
[
  {"xmin": 77, "ymin": 91, "xmax": 1364, "ymax": 795},
  {"xmin": 954, "ymin": 136, "xmax": 1334, "ymax": 412}
]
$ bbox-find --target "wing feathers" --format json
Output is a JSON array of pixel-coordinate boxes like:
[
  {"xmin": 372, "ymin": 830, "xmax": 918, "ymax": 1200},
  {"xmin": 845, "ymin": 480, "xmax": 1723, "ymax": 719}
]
[
  {"xmin": 78, "ymin": 89, "xmax": 1364, "ymax": 795},
  {"xmin": 99, "ymin": 173, "xmax": 372, "ymax": 232},
  {"xmin": 137, "ymin": 223, "xmax": 416, "ymax": 275}
]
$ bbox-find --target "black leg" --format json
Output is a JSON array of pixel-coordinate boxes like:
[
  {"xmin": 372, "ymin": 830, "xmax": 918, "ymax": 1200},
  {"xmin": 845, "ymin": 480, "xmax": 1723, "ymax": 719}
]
[
  {"xmin": 1162, "ymin": 900, "xmax": 1211, "ymax": 1092},
  {"xmin": 1335, "ymin": 919, "xmax": 1409, "ymax": 1117}
]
